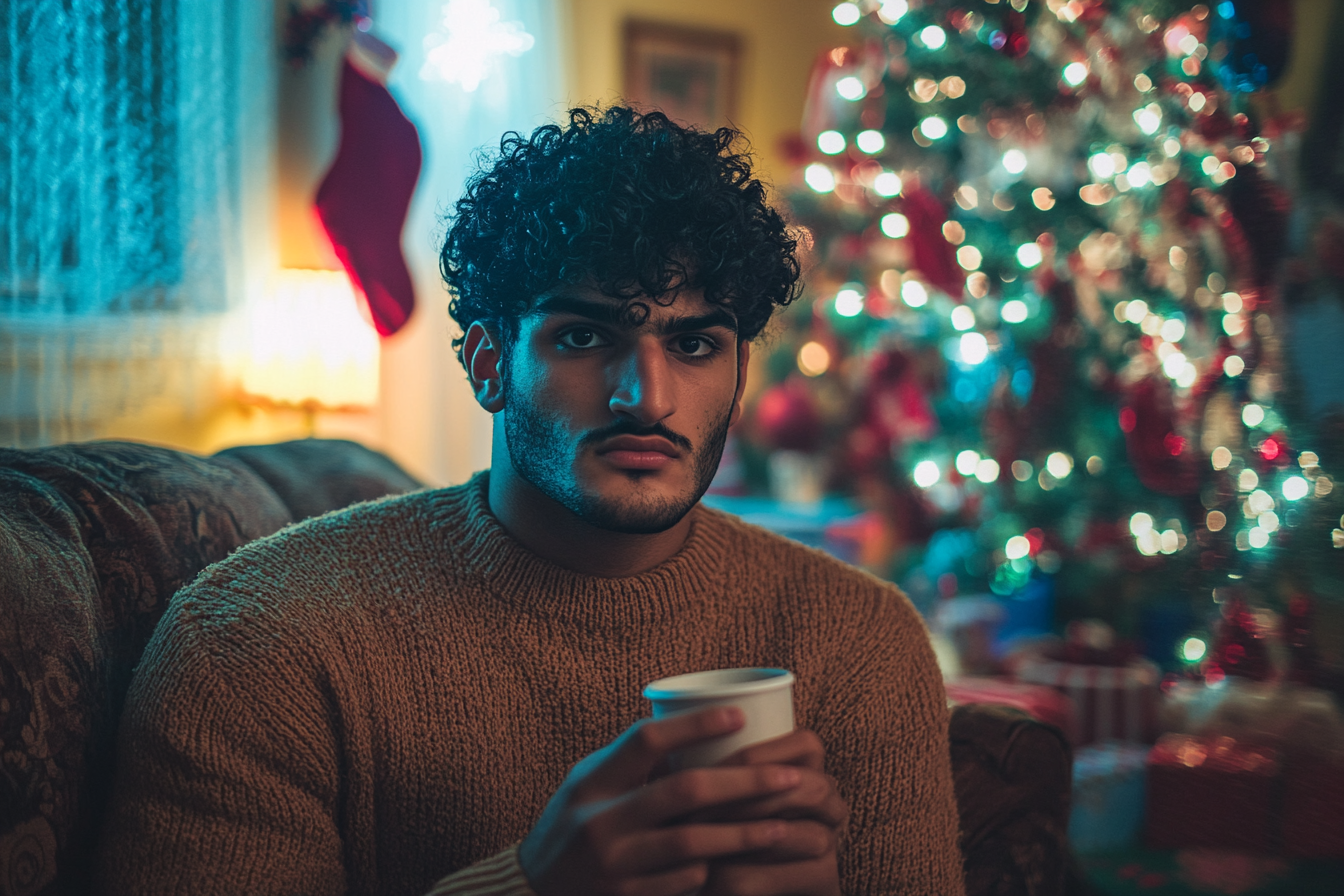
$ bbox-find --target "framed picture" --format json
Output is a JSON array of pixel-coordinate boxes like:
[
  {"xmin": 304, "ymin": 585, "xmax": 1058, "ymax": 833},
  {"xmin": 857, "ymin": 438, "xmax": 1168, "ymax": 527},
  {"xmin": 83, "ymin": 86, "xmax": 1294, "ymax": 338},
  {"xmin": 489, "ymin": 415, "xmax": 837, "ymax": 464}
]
[{"xmin": 623, "ymin": 20, "xmax": 741, "ymax": 131}]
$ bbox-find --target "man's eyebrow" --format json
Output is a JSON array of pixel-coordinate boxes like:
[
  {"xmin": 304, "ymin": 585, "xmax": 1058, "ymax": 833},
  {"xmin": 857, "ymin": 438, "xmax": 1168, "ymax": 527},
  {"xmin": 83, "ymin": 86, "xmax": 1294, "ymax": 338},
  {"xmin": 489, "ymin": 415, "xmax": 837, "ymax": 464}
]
[
  {"xmin": 528, "ymin": 295, "xmax": 739, "ymax": 335},
  {"xmin": 528, "ymin": 295, "xmax": 625, "ymax": 324}
]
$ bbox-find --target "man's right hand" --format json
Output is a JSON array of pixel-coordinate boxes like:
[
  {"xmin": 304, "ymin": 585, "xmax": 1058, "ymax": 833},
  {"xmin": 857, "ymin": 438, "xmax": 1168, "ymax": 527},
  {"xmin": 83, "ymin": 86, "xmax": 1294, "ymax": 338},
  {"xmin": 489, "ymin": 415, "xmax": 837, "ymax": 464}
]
[{"xmin": 517, "ymin": 707, "xmax": 814, "ymax": 896}]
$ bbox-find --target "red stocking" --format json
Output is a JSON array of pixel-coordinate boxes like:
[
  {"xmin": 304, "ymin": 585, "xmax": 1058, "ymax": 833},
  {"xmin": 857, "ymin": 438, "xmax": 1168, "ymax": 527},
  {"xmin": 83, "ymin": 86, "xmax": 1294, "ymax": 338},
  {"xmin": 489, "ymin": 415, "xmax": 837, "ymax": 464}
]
[{"xmin": 316, "ymin": 38, "xmax": 421, "ymax": 337}]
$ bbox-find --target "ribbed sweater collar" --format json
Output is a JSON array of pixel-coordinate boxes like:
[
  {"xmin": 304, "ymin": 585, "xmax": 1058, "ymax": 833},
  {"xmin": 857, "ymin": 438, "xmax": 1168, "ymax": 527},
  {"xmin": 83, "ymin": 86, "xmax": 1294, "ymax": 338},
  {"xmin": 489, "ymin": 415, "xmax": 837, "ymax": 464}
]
[{"xmin": 430, "ymin": 472, "xmax": 726, "ymax": 633}]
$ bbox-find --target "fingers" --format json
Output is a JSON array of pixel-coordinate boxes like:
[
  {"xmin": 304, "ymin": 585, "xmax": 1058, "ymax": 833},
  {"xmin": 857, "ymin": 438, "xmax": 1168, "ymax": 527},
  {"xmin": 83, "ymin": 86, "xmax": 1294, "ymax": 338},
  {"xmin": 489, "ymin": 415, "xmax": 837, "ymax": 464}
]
[
  {"xmin": 672, "ymin": 766, "xmax": 847, "ymax": 829},
  {"xmin": 720, "ymin": 728, "xmax": 826, "ymax": 771},
  {"xmin": 630, "ymin": 765, "xmax": 804, "ymax": 826},
  {"xmin": 587, "ymin": 709, "xmax": 745, "ymax": 794},
  {"xmin": 600, "ymin": 820, "xmax": 790, "ymax": 877}
]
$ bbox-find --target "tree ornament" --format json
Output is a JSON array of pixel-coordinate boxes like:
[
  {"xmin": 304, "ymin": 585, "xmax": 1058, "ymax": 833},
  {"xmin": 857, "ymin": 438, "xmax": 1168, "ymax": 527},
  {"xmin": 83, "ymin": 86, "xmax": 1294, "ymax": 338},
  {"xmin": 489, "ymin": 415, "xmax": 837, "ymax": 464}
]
[
  {"xmin": 751, "ymin": 378, "xmax": 824, "ymax": 452},
  {"xmin": 1205, "ymin": 596, "xmax": 1272, "ymax": 682}
]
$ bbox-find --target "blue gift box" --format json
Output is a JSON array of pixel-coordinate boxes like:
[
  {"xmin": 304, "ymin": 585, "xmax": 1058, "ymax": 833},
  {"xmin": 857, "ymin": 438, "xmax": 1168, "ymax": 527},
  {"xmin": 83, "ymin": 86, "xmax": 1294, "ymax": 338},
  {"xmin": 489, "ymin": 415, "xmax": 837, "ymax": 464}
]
[{"xmin": 1069, "ymin": 742, "xmax": 1149, "ymax": 853}]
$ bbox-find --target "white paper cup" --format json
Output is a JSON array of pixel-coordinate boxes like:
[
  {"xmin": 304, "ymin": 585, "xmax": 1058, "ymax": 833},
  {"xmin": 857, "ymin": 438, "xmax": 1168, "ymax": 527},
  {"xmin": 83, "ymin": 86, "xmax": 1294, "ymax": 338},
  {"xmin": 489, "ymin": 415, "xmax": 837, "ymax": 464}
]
[{"xmin": 643, "ymin": 668, "xmax": 795, "ymax": 769}]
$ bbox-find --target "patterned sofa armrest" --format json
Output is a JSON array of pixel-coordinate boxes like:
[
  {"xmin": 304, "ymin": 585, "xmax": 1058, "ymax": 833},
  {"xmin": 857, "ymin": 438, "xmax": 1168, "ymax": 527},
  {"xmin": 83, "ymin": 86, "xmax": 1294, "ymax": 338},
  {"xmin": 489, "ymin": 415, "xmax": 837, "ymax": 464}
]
[
  {"xmin": 0, "ymin": 438, "xmax": 420, "ymax": 896},
  {"xmin": 950, "ymin": 702, "xmax": 1075, "ymax": 896}
]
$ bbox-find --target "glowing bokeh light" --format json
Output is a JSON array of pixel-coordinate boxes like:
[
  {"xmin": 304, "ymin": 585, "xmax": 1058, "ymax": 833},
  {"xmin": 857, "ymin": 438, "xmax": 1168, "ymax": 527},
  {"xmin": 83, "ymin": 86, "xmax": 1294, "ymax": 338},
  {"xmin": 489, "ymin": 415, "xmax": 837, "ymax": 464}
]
[
  {"xmin": 797, "ymin": 341, "xmax": 830, "ymax": 376},
  {"xmin": 913, "ymin": 460, "xmax": 941, "ymax": 488},
  {"xmin": 873, "ymin": 171, "xmax": 903, "ymax": 196},
  {"xmin": 960, "ymin": 331, "xmax": 989, "ymax": 365},
  {"xmin": 920, "ymin": 25, "xmax": 947, "ymax": 49},
  {"xmin": 955, "ymin": 450, "xmax": 981, "ymax": 476},
  {"xmin": 1016, "ymin": 243, "xmax": 1043, "ymax": 268},
  {"xmin": 975, "ymin": 458, "xmax": 1000, "ymax": 483},
  {"xmin": 1001, "ymin": 299, "xmax": 1029, "ymax": 323},
  {"xmin": 880, "ymin": 213, "xmax": 911, "ymax": 239},
  {"xmin": 832, "ymin": 2, "xmax": 861, "ymax": 26},
  {"xmin": 834, "ymin": 287, "xmax": 865, "ymax": 317},
  {"xmin": 951, "ymin": 305, "xmax": 976, "ymax": 331},
  {"xmin": 856, "ymin": 129, "xmax": 886, "ymax": 153},
  {"xmin": 919, "ymin": 116, "xmax": 949, "ymax": 139},
  {"xmin": 817, "ymin": 130, "xmax": 846, "ymax": 154},
  {"xmin": 901, "ymin": 280, "xmax": 928, "ymax": 307},
  {"xmin": 804, "ymin": 163, "xmax": 836, "ymax": 193}
]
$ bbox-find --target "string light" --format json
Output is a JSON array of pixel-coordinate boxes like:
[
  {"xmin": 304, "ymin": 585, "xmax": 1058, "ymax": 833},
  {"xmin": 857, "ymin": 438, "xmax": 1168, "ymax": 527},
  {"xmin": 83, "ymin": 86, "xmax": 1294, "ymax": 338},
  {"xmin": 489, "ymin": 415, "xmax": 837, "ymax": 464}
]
[
  {"xmin": 901, "ymin": 280, "xmax": 928, "ymax": 307},
  {"xmin": 804, "ymin": 164, "xmax": 836, "ymax": 193},
  {"xmin": 873, "ymin": 171, "xmax": 903, "ymax": 196},
  {"xmin": 836, "ymin": 76, "xmax": 866, "ymax": 100},
  {"xmin": 880, "ymin": 213, "xmax": 910, "ymax": 238},
  {"xmin": 797, "ymin": 341, "xmax": 830, "ymax": 376},
  {"xmin": 975, "ymin": 458, "xmax": 1000, "ymax": 483},
  {"xmin": 834, "ymin": 286, "xmax": 865, "ymax": 317},
  {"xmin": 1002, "ymin": 149, "xmax": 1028, "ymax": 174},
  {"xmin": 877, "ymin": 0, "xmax": 908, "ymax": 24},
  {"xmin": 832, "ymin": 2, "xmax": 861, "ymax": 26},
  {"xmin": 817, "ymin": 130, "xmax": 846, "ymax": 154},
  {"xmin": 1063, "ymin": 62, "xmax": 1089, "ymax": 86},
  {"xmin": 913, "ymin": 460, "xmax": 941, "ymax": 488},
  {"xmin": 1001, "ymin": 299, "xmax": 1029, "ymax": 323},
  {"xmin": 856, "ymin": 129, "xmax": 886, "ymax": 153},
  {"xmin": 919, "ymin": 116, "xmax": 949, "ymax": 139},
  {"xmin": 951, "ymin": 305, "xmax": 976, "ymax": 330},
  {"xmin": 920, "ymin": 25, "xmax": 947, "ymax": 49}
]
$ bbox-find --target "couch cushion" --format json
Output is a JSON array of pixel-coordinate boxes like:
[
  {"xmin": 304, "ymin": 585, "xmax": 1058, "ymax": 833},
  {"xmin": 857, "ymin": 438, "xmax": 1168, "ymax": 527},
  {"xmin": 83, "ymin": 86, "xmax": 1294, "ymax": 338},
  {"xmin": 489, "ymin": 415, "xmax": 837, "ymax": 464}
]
[{"xmin": 216, "ymin": 438, "xmax": 422, "ymax": 522}]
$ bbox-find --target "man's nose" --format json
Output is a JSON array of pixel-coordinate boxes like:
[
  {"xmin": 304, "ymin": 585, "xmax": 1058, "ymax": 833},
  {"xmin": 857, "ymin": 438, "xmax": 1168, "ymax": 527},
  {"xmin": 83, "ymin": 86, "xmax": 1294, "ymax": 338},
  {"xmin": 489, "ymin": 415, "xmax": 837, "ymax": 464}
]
[{"xmin": 609, "ymin": 338, "xmax": 675, "ymax": 423}]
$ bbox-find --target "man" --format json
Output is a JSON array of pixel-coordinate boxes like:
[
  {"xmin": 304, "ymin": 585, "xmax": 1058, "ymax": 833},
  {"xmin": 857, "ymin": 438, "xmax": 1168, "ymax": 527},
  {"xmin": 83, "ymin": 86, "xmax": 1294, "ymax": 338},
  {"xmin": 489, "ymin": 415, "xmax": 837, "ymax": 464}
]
[{"xmin": 98, "ymin": 107, "xmax": 964, "ymax": 895}]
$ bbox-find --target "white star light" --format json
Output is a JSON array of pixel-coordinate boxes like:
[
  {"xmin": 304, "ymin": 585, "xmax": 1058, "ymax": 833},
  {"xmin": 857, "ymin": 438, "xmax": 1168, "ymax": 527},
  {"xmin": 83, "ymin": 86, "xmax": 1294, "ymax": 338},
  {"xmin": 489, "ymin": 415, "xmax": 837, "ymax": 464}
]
[{"xmin": 420, "ymin": 0, "xmax": 535, "ymax": 92}]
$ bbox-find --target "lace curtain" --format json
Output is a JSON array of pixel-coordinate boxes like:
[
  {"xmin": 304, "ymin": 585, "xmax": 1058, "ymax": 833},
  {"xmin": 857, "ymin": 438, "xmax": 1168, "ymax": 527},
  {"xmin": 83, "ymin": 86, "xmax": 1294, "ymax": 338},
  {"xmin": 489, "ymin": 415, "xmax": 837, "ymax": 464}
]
[{"xmin": 1, "ymin": 0, "xmax": 273, "ymax": 445}]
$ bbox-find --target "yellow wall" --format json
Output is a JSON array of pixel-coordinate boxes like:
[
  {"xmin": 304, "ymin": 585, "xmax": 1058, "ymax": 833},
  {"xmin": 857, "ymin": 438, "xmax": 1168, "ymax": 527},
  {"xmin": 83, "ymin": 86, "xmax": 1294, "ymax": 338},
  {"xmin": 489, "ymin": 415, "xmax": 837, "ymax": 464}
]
[{"xmin": 564, "ymin": 0, "xmax": 849, "ymax": 190}]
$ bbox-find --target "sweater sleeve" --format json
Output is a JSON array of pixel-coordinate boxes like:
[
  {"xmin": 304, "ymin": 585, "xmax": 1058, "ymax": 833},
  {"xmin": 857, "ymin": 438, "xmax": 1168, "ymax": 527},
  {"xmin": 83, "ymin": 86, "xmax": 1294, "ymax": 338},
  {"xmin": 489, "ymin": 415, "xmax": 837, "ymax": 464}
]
[
  {"xmin": 95, "ymin": 592, "xmax": 349, "ymax": 895},
  {"xmin": 819, "ymin": 586, "xmax": 966, "ymax": 895},
  {"xmin": 424, "ymin": 843, "xmax": 536, "ymax": 896}
]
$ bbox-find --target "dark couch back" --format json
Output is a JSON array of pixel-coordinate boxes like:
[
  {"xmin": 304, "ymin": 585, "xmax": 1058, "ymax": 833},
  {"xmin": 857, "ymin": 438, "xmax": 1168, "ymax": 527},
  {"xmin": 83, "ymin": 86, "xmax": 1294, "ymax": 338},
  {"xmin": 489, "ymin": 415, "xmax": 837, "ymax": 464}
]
[{"xmin": 0, "ymin": 440, "xmax": 419, "ymax": 896}]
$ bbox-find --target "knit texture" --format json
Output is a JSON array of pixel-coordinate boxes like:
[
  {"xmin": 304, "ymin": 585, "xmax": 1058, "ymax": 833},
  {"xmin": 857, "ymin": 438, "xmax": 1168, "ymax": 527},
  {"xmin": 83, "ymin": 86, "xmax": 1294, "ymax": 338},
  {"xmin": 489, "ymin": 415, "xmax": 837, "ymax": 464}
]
[{"xmin": 95, "ymin": 473, "xmax": 964, "ymax": 895}]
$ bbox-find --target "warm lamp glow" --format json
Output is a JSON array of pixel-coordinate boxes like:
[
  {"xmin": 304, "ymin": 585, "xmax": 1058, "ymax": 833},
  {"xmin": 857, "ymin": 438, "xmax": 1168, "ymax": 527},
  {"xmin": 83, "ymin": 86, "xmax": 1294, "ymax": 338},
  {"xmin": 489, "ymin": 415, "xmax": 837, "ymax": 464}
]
[{"xmin": 237, "ymin": 269, "xmax": 380, "ymax": 411}]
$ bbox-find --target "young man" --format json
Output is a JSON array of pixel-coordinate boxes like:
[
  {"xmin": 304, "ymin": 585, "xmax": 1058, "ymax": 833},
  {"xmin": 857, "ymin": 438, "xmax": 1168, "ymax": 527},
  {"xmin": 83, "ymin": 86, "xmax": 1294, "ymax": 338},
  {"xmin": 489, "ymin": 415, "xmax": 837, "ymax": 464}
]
[{"xmin": 97, "ymin": 107, "xmax": 964, "ymax": 895}]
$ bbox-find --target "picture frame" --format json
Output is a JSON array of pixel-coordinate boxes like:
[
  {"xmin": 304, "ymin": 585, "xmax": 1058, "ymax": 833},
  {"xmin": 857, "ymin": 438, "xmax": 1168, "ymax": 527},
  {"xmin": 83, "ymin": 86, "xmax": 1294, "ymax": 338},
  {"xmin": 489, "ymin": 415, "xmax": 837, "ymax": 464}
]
[{"xmin": 623, "ymin": 20, "xmax": 742, "ymax": 131}]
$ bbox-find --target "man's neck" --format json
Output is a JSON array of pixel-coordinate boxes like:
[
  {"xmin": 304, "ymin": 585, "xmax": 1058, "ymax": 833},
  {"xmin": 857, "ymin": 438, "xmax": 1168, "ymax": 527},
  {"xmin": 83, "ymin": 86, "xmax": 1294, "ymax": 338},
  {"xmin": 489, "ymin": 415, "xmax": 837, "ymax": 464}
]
[{"xmin": 485, "ymin": 462, "xmax": 694, "ymax": 578}]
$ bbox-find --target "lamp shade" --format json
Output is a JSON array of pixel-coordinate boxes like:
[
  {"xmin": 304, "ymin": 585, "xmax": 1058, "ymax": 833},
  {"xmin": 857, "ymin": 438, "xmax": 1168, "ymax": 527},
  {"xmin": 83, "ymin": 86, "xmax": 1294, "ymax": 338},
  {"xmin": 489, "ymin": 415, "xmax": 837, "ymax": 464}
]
[{"xmin": 237, "ymin": 269, "xmax": 380, "ymax": 410}]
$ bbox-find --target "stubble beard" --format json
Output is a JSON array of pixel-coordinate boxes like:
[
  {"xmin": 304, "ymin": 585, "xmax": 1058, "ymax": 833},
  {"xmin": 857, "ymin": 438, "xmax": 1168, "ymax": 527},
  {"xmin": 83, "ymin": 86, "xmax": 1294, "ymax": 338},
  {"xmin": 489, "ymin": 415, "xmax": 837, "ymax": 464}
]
[{"xmin": 502, "ymin": 383, "xmax": 733, "ymax": 535}]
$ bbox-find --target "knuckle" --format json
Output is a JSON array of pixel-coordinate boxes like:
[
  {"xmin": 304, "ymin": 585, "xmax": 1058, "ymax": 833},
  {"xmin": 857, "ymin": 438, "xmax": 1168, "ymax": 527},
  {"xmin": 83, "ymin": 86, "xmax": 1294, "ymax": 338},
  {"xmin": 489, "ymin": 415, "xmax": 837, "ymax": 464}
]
[
  {"xmin": 632, "ymin": 720, "xmax": 664, "ymax": 754},
  {"xmin": 672, "ymin": 769, "xmax": 709, "ymax": 804}
]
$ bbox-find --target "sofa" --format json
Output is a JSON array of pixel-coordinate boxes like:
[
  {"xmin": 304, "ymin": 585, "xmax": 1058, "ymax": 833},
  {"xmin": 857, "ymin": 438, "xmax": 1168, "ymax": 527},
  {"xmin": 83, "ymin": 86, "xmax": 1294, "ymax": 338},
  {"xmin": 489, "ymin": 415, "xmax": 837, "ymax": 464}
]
[{"xmin": 0, "ymin": 439, "xmax": 1073, "ymax": 896}]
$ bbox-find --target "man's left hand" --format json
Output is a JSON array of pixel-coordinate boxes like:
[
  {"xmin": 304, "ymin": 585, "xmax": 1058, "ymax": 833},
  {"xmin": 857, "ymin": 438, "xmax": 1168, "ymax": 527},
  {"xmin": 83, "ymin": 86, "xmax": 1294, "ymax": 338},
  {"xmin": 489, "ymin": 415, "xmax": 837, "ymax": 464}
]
[{"xmin": 674, "ymin": 729, "xmax": 847, "ymax": 896}]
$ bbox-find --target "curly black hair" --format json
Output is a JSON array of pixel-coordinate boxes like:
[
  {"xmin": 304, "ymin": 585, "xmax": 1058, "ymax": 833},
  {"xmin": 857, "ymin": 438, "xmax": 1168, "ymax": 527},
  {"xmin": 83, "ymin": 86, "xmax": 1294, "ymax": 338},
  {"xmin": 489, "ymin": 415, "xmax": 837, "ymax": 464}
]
[{"xmin": 440, "ymin": 106, "xmax": 802, "ymax": 366}]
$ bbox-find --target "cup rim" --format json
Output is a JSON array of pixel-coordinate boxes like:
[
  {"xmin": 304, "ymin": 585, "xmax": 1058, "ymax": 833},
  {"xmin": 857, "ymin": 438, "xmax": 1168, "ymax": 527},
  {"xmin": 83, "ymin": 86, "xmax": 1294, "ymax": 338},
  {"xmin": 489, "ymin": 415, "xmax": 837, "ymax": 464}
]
[{"xmin": 643, "ymin": 667, "xmax": 795, "ymax": 701}]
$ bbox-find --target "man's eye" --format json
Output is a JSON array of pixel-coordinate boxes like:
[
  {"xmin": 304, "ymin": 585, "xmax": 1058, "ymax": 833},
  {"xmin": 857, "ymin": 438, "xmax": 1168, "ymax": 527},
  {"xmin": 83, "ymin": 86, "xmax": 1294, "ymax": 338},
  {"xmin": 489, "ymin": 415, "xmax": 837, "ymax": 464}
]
[
  {"xmin": 558, "ymin": 328, "xmax": 607, "ymax": 349},
  {"xmin": 676, "ymin": 335, "xmax": 717, "ymax": 357}
]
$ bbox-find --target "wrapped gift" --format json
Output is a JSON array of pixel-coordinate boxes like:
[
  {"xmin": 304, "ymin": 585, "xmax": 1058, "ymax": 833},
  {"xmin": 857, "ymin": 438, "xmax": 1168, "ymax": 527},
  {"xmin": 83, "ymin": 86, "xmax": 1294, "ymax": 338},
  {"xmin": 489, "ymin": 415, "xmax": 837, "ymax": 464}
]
[
  {"xmin": 1014, "ymin": 655, "xmax": 1160, "ymax": 746},
  {"xmin": 1282, "ymin": 750, "xmax": 1344, "ymax": 858},
  {"xmin": 1145, "ymin": 733, "xmax": 1279, "ymax": 852},
  {"xmin": 1068, "ymin": 742, "xmax": 1149, "ymax": 853},
  {"xmin": 944, "ymin": 676, "xmax": 1077, "ymax": 741}
]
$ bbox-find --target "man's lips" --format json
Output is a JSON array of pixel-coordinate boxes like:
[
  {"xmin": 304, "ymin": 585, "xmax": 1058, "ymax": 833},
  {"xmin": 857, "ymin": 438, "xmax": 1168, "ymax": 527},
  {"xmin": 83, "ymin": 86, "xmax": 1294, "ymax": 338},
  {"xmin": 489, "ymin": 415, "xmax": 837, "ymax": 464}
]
[{"xmin": 595, "ymin": 435, "xmax": 682, "ymax": 470}]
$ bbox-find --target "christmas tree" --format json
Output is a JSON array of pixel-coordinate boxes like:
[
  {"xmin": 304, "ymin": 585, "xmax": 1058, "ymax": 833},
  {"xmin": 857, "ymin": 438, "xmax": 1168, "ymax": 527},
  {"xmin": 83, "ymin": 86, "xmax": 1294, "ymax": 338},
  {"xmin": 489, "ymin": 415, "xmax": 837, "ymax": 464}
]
[{"xmin": 742, "ymin": 0, "xmax": 1342, "ymax": 677}]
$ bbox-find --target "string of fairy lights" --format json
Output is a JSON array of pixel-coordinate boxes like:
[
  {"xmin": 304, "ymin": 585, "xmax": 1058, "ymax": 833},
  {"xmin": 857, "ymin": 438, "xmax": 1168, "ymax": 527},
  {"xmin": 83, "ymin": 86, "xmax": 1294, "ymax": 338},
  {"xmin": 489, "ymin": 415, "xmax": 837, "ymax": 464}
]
[{"xmin": 779, "ymin": 0, "xmax": 1341, "ymax": 643}]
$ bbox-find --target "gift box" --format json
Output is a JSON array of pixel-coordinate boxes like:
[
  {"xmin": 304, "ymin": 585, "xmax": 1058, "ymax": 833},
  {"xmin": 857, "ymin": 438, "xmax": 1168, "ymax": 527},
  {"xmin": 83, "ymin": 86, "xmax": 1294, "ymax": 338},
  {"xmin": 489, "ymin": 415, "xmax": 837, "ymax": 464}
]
[
  {"xmin": 1145, "ymin": 733, "xmax": 1279, "ymax": 852},
  {"xmin": 1282, "ymin": 750, "xmax": 1344, "ymax": 858},
  {"xmin": 944, "ymin": 676, "xmax": 1077, "ymax": 741},
  {"xmin": 1014, "ymin": 655, "xmax": 1160, "ymax": 746},
  {"xmin": 1068, "ymin": 742, "xmax": 1149, "ymax": 853}
]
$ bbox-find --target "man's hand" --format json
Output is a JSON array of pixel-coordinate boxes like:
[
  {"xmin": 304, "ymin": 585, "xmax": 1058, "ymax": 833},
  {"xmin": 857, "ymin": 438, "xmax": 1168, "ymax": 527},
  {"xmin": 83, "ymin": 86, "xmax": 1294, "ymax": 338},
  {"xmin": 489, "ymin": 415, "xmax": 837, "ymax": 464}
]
[
  {"xmin": 690, "ymin": 729, "xmax": 848, "ymax": 896},
  {"xmin": 518, "ymin": 707, "xmax": 826, "ymax": 896}
]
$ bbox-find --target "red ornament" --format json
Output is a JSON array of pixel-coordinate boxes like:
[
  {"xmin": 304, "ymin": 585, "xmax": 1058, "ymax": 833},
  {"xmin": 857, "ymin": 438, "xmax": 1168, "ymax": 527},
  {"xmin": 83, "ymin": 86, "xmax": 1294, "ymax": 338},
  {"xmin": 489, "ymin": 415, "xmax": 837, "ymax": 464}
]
[
  {"xmin": 1121, "ymin": 375, "xmax": 1198, "ymax": 496},
  {"xmin": 899, "ymin": 186, "xmax": 964, "ymax": 298},
  {"xmin": 1205, "ymin": 597, "xmax": 1272, "ymax": 682},
  {"xmin": 752, "ymin": 378, "xmax": 824, "ymax": 452}
]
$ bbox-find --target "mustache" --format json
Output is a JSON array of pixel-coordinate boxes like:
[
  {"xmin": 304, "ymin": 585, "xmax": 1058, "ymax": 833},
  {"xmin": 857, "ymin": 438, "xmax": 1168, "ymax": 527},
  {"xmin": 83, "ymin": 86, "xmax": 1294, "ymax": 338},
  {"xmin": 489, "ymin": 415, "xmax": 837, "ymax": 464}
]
[{"xmin": 580, "ymin": 420, "xmax": 694, "ymax": 453}]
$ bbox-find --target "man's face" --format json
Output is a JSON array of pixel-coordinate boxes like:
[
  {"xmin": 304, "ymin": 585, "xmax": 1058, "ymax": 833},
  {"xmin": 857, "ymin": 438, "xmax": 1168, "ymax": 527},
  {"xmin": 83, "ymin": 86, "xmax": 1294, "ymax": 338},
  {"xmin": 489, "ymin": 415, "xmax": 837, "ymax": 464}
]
[{"xmin": 498, "ymin": 285, "xmax": 748, "ymax": 534}]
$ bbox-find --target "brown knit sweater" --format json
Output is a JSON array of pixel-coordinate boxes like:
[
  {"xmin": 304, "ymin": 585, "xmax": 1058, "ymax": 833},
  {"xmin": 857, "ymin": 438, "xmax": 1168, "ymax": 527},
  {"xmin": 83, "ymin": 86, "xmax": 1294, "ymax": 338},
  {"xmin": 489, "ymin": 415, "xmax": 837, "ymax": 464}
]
[{"xmin": 96, "ymin": 474, "xmax": 964, "ymax": 895}]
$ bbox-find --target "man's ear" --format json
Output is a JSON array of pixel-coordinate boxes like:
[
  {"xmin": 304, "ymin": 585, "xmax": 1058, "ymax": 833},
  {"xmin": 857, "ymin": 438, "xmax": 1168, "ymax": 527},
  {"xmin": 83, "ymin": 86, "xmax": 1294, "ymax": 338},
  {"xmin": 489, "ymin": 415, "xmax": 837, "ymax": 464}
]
[
  {"xmin": 728, "ymin": 339, "xmax": 752, "ymax": 427},
  {"xmin": 464, "ymin": 321, "xmax": 506, "ymax": 413}
]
